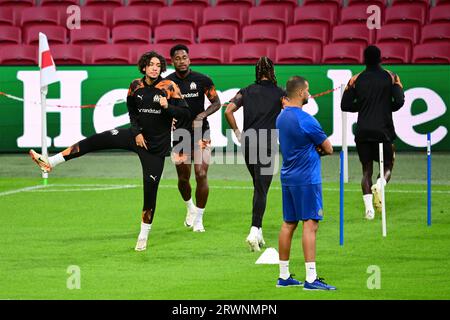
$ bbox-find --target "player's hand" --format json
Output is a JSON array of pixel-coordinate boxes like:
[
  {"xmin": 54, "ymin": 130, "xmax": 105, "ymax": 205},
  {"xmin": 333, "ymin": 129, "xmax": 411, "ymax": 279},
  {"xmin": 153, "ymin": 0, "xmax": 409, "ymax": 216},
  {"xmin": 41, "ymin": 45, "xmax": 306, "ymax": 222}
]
[
  {"xmin": 192, "ymin": 119, "xmax": 203, "ymax": 129},
  {"xmin": 135, "ymin": 134, "xmax": 148, "ymax": 150},
  {"xmin": 159, "ymin": 96, "xmax": 168, "ymax": 109},
  {"xmin": 234, "ymin": 129, "xmax": 242, "ymax": 143},
  {"xmin": 316, "ymin": 146, "xmax": 324, "ymax": 156},
  {"xmin": 171, "ymin": 118, "xmax": 177, "ymax": 130}
]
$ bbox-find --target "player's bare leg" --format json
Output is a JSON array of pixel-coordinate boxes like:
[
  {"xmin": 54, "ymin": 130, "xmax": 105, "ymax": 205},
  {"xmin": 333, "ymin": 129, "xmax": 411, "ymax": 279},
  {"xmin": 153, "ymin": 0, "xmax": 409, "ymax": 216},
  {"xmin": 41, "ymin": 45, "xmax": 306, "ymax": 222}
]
[
  {"xmin": 362, "ymin": 161, "xmax": 375, "ymax": 220},
  {"xmin": 192, "ymin": 144, "xmax": 211, "ymax": 232},
  {"xmin": 175, "ymin": 159, "xmax": 196, "ymax": 228},
  {"xmin": 276, "ymin": 221, "xmax": 302, "ymax": 286}
]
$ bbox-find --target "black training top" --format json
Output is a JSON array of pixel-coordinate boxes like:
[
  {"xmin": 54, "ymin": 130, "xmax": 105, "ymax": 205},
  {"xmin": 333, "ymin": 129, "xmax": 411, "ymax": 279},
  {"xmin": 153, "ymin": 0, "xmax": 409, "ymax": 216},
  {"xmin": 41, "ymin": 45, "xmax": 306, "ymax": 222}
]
[
  {"xmin": 341, "ymin": 65, "xmax": 405, "ymax": 143},
  {"xmin": 166, "ymin": 70, "xmax": 215, "ymax": 132},
  {"xmin": 126, "ymin": 76, "xmax": 190, "ymax": 157}
]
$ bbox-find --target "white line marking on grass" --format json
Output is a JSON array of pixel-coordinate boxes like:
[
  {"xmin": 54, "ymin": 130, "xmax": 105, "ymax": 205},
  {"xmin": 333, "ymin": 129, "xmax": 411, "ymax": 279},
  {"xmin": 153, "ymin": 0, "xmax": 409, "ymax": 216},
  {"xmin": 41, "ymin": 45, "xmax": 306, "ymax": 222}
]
[
  {"xmin": 28, "ymin": 184, "xmax": 138, "ymax": 192},
  {"xmin": 0, "ymin": 185, "xmax": 46, "ymax": 197}
]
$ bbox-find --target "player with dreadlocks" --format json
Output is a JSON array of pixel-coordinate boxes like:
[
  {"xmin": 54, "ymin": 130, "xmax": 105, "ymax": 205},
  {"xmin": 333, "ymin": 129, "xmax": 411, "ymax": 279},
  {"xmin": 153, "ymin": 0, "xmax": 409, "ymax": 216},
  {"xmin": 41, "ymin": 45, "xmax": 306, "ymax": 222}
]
[
  {"xmin": 224, "ymin": 57, "xmax": 286, "ymax": 252},
  {"xmin": 29, "ymin": 51, "xmax": 191, "ymax": 252}
]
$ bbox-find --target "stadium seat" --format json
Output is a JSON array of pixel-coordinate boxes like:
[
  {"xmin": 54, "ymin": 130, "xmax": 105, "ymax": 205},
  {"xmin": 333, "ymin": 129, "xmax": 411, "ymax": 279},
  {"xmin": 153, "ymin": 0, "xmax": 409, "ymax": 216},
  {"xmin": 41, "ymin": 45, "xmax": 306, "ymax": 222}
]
[
  {"xmin": 229, "ymin": 43, "xmax": 276, "ymax": 64},
  {"xmin": 21, "ymin": 7, "xmax": 60, "ymax": 30},
  {"xmin": 249, "ymin": 5, "xmax": 292, "ymax": 28},
  {"xmin": 322, "ymin": 43, "xmax": 364, "ymax": 64},
  {"xmin": 421, "ymin": 23, "xmax": 450, "ymax": 44},
  {"xmin": 216, "ymin": 0, "xmax": 255, "ymax": 10},
  {"xmin": 78, "ymin": 6, "xmax": 108, "ymax": 27},
  {"xmin": 84, "ymin": 0, "xmax": 123, "ymax": 7},
  {"xmin": 286, "ymin": 24, "xmax": 329, "ymax": 46},
  {"xmin": 391, "ymin": 0, "xmax": 429, "ymax": 13},
  {"xmin": 303, "ymin": 0, "xmax": 341, "ymax": 12},
  {"xmin": 128, "ymin": 0, "xmax": 166, "ymax": 6},
  {"xmin": 202, "ymin": 5, "xmax": 246, "ymax": 28},
  {"xmin": 172, "ymin": 0, "xmax": 209, "ymax": 8},
  {"xmin": 242, "ymin": 24, "xmax": 284, "ymax": 45},
  {"xmin": 259, "ymin": 0, "xmax": 298, "ymax": 12},
  {"xmin": 412, "ymin": 43, "xmax": 450, "ymax": 64},
  {"xmin": 376, "ymin": 23, "xmax": 420, "ymax": 46},
  {"xmin": 347, "ymin": 0, "xmax": 385, "ymax": 6},
  {"xmin": 435, "ymin": 0, "xmax": 450, "ymax": 5},
  {"xmin": 188, "ymin": 43, "xmax": 227, "ymax": 64},
  {"xmin": 112, "ymin": 7, "xmax": 153, "ymax": 28},
  {"xmin": 154, "ymin": 25, "xmax": 195, "ymax": 45},
  {"xmin": 293, "ymin": 5, "xmax": 338, "ymax": 31},
  {"xmin": 131, "ymin": 43, "xmax": 173, "ymax": 64},
  {"xmin": 0, "ymin": 0, "xmax": 34, "ymax": 7},
  {"xmin": 0, "ymin": 26, "xmax": 21, "ymax": 45},
  {"xmin": 91, "ymin": 44, "xmax": 131, "ymax": 65},
  {"xmin": 40, "ymin": 0, "xmax": 80, "ymax": 7},
  {"xmin": 276, "ymin": 43, "xmax": 322, "ymax": 64},
  {"xmin": 70, "ymin": 25, "xmax": 110, "ymax": 45},
  {"xmin": 384, "ymin": 4, "xmax": 427, "ymax": 28},
  {"xmin": 340, "ymin": 4, "xmax": 384, "ymax": 26},
  {"xmin": 0, "ymin": 7, "xmax": 14, "ymax": 26},
  {"xmin": 157, "ymin": 6, "xmax": 201, "ymax": 28},
  {"xmin": 24, "ymin": 25, "xmax": 67, "ymax": 45},
  {"xmin": 376, "ymin": 42, "xmax": 411, "ymax": 64},
  {"xmin": 112, "ymin": 25, "xmax": 151, "ymax": 45},
  {"xmin": 51, "ymin": 44, "xmax": 85, "ymax": 65},
  {"xmin": 0, "ymin": 44, "xmax": 37, "ymax": 65},
  {"xmin": 198, "ymin": 24, "xmax": 238, "ymax": 45},
  {"xmin": 429, "ymin": 5, "xmax": 450, "ymax": 24},
  {"xmin": 332, "ymin": 24, "xmax": 374, "ymax": 46}
]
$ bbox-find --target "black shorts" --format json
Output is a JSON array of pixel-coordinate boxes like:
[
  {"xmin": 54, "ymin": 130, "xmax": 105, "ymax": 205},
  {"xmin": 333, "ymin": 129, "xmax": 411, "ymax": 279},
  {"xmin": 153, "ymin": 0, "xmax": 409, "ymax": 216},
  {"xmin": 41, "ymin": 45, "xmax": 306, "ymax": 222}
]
[{"xmin": 356, "ymin": 141, "xmax": 395, "ymax": 167}]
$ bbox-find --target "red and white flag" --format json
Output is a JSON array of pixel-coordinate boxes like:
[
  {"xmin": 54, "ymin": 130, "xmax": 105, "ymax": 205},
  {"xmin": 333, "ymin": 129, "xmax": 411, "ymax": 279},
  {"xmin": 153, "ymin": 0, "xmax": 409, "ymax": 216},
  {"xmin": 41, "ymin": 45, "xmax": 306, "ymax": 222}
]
[{"xmin": 38, "ymin": 32, "xmax": 59, "ymax": 88}]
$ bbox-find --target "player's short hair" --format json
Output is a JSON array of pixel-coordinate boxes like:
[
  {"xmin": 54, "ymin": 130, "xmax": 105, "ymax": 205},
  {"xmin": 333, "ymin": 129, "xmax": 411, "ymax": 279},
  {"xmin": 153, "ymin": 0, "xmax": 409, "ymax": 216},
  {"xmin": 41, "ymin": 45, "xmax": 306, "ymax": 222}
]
[
  {"xmin": 138, "ymin": 51, "xmax": 167, "ymax": 75},
  {"xmin": 364, "ymin": 45, "xmax": 381, "ymax": 66},
  {"xmin": 255, "ymin": 56, "xmax": 277, "ymax": 85},
  {"xmin": 286, "ymin": 76, "xmax": 307, "ymax": 98},
  {"xmin": 170, "ymin": 44, "xmax": 189, "ymax": 57}
]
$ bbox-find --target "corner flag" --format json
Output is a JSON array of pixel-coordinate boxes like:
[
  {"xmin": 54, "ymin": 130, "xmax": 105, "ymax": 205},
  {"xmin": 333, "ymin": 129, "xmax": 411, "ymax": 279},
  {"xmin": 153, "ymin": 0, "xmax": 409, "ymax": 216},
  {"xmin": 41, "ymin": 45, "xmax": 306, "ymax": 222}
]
[{"xmin": 39, "ymin": 32, "xmax": 59, "ymax": 87}]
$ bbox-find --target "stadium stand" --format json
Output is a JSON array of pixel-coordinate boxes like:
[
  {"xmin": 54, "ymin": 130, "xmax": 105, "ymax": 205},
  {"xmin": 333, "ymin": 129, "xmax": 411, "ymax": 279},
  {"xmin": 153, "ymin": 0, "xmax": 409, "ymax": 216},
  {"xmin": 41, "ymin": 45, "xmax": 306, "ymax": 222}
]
[
  {"xmin": 259, "ymin": 0, "xmax": 298, "ymax": 11},
  {"xmin": 188, "ymin": 43, "xmax": 227, "ymax": 64},
  {"xmin": 229, "ymin": 43, "xmax": 276, "ymax": 64},
  {"xmin": 322, "ymin": 43, "xmax": 365, "ymax": 64},
  {"xmin": 215, "ymin": 0, "xmax": 254, "ymax": 10},
  {"xmin": 154, "ymin": 25, "xmax": 196, "ymax": 45},
  {"xmin": 24, "ymin": 25, "xmax": 67, "ymax": 45},
  {"xmin": 242, "ymin": 24, "xmax": 284, "ymax": 45},
  {"xmin": 421, "ymin": 23, "xmax": 450, "ymax": 44},
  {"xmin": 332, "ymin": 24, "xmax": 374, "ymax": 46},
  {"xmin": 198, "ymin": 24, "xmax": 239, "ymax": 46},
  {"xmin": 91, "ymin": 44, "xmax": 131, "ymax": 64},
  {"xmin": 0, "ymin": 26, "xmax": 21, "ymax": 45},
  {"xmin": 112, "ymin": 6, "xmax": 154, "ymax": 28},
  {"xmin": 51, "ymin": 44, "xmax": 85, "ymax": 64},
  {"xmin": 0, "ymin": 44, "xmax": 37, "ymax": 65},
  {"xmin": 202, "ymin": 5, "xmax": 247, "ymax": 29},
  {"xmin": 376, "ymin": 42, "xmax": 411, "ymax": 63},
  {"xmin": 286, "ymin": 24, "xmax": 329, "ymax": 46},
  {"xmin": 112, "ymin": 25, "xmax": 151, "ymax": 45},
  {"xmin": 413, "ymin": 43, "xmax": 450, "ymax": 63},
  {"xmin": 276, "ymin": 43, "xmax": 322, "ymax": 64},
  {"xmin": 376, "ymin": 23, "xmax": 420, "ymax": 46}
]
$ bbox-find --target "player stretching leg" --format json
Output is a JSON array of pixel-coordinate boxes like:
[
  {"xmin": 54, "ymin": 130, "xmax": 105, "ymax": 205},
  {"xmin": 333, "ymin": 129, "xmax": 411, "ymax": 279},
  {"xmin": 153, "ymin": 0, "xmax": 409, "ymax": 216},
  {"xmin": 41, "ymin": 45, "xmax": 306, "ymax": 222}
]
[{"xmin": 30, "ymin": 51, "xmax": 190, "ymax": 251}]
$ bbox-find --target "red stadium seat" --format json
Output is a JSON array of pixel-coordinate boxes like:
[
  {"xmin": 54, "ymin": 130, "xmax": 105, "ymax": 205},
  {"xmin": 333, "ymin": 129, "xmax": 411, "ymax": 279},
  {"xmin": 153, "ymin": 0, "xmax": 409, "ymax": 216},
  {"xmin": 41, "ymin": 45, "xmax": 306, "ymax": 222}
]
[
  {"xmin": 412, "ymin": 43, "xmax": 450, "ymax": 64},
  {"xmin": 0, "ymin": 45, "xmax": 37, "ymax": 65},
  {"xmin": 21, "ymin": 7, "xmax": 60, "ymax": 29},
  {"xmin": 131, "ymin": 43, "xmax": 174, "ymax": 64},
  {"xmin": 0, "ymin": 26, "xmax": 21, "ymax": 44},
  {"xmin": 198, "ymin": 24, "xmax": 239, "ymax": 45},
  {"xmin": 421, "ymin": 23, "xmax": 450, "ymax": 44},
  {"xmin": 188, "ymin": 43, "xmax": 227, "ymax": 64},
  {"xmin": 78, "ymin": 7, "xmax": 108, "ymax": 27},
  {"xmin": 376, "ymin": 42, "xmax": 411, "ymax": 64},
  {"xmin": 128, "ymin": 0, "xmax": 166, "ymax": 6},
  {"xmin": 172, "ymin": 0, "xmax": 209, "ymax": 8},
  {"xmin": 84, "ymin": 0, "xmax": 123, "ymax": 7},
  {"xmin": 41, "ymin": 0, "xmax": 80, "ymax": 7},
  {"xmin": 0, "ymin": 0, "xmax": 34, "ymax": 7},
  {"xmin": 0, "ymin": 7, "xmax": 14, "ymax": 26},
  {"xmin": 216, "ymin": 0, "xmax": 255, "ymax": 10},
  {"xmin": 112, "ymin": 25, "xmax": 151, "ymax": 45},
  {"xmin": 202, "ymin": 5, "xmax": 246, "ymax": 28},
  {"xmin": 429, "ymin": 5, "xmax": 450, "ymax": 24},
  {"xmin": 303, "ymin": 0, "xmax": 341, "ymax": 13},
  {"xmin": 347, "ymin": 0, "xmax": 385, "ymax": 6},
  {"xmin": 286, "ymin": 24, "xmax": 329, "ymax": 46},
  {"xmin": 391, "ymin": 0, "xmax": 429, "ymax": 13},
  {"xmin": 51, "ymin": 44, "xmax": 85, "ymax": 64},
  {"xmin": 70, "ymin": 25, "xmax": 110, "ymax": 45},
  {"xmin": 154, "ymin": 25, "xmax": 195, "ymax": 45},
  {"xmin": 259, "ymin": 0, "xmax": 298, "ymax": 11},
  {"xmin": 113, "ymin": 7, "xmax": 153, "ymax": 27},
  {"xmin": 332, "ymin": 24, "xmax": 374, "ymax": 46},
  {"xmin": 249, "ymin": 5, "xmax": 292, "ymax": 28},
  {"xmin": 24, "ymin": 25, "xmax": 67, "ymax": 45},
  {"xmin": 293, "ymin": 5, "xmax": 338, "ymax": 31},
  {"xmin": 157, "ymin": 6, "xmax": 201, "ymax": 28},
  {"xmin": 276, "ymin": 43, "xmax": 322, "ymax": 64},
  {"xmin": 229, "ymin": 43, "xmax": 276, "ymax": 64},
  {"xmin": 322, "ymin": 43, "xmax": 364, "ymax": 64},
  {"xmin": 435, "ymin": 0, "xmax": 450, "ymax": 5},
  {"xmin": 341, "ymin": 4, "xmax": 384, "ymax": 26},
  {"xmin": 92, "ymin": 44, "xmax": 131, "ymax": 65},
  {"xmin": 242, "ymin": 24, "xmax": 284, "ymax": 45},
  {"xmin": 376, "ymin": 23, "xmax": 420, "ymax": 46},
  {"xmin": 385, "ymin": 4, "xmax": 427, "ymax": 28}
]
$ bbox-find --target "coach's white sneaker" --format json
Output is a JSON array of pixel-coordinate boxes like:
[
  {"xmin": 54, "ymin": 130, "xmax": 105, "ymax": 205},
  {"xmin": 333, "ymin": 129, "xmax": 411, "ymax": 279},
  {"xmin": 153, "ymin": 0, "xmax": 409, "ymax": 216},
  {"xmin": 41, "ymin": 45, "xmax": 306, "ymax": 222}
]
[
  {"xmin": 134, "ymin": 237, "xmax": 148, "ymax": 251},
  {"xmin": 193, "ymin": 211, "xmax": 205, "ymax": 232},
  {"xmin": 29, "ymin": 149, "xmax": 52, "ymax": 172},
  {"xmin": 258, "ymin": 228, "xmax": 266, "ymax": 247},
  {"xmin": 184, "ymin": 207, "xmax": 196, "ymax": 228},
  {"xmin": 371, "ymin": 184, "xmax": 382, "ymax": 211},
  {"xmin": 365, "ymin": 208, "xmax": 375, "ymax": 220},
  {"xmin": 246, "ymin": 227, "xmax": 260, "ymax": 252}
]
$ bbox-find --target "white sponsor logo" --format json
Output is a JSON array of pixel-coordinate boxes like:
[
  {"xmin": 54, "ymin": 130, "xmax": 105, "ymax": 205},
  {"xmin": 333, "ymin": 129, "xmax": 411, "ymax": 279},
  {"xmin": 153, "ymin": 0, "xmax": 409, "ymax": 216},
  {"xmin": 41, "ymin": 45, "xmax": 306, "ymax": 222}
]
[
  {"xmin": 110, "ymin": 129, "xmax": 119, "ymax": 135},
  {"xmin": 153, "ymin": 95, "xmax": 160, "ymax": 103},
  {"xmin": 138, "ymin": 108, "xmax": 161, "ymax": 114},
  {"xmin": 190, "ymin": 82, "xmax": 197, "ymax": 90},
  {"xmin": 137, "ymin": 94, "xmax": 143, "ymax": 100},
  {"xmin": 182, "ymin": 92, "xmax": 200, "ymax": 99},
  {"xmin": 150, "ymin": 175, "xmax": 157, "ymax": 181}
]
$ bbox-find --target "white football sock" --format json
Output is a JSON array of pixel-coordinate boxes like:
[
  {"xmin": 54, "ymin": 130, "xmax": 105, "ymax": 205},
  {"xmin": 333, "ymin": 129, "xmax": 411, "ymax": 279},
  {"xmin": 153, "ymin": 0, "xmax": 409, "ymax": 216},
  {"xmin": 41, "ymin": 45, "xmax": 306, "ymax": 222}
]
[
  {"xmin": 279, "ymin": 260, "xmax": 290, "ymax": 280},
  {"xmin": 195, "ymin": 207, "xmax": 204, "ymax": 220},
  {"xmin": 250, "ymin": 226, "xmax": 259, "ymax": 237},
  {"xmin": 48, "ymin": 153, "xmax": 65, "ymax": 168},
  {"xmin": 138, "ymin": 222, "xmax": 152, "ymax": 239},
  {"xmin": 185, "ymin": 198, "xmax": 195, "ymax": 211},
  {"xmin": 363, "ymin": 194, "xmax": 374, "ymax": 212},
  {"xmin": 305, "ymin": 262, "xmax": 317, "ymax": 283}
]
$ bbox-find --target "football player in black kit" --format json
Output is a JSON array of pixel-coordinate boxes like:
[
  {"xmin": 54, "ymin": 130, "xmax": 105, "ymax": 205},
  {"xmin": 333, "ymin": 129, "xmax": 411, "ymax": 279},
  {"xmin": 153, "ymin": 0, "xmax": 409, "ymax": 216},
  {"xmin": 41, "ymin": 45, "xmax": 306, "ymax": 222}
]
[
  {"xmin": 166, "ymin": 44, "xmax": 221, "ymax": 233},
  {"xmin": 29, "ymin": 51, "xmax": 190, "ymax": 251}
]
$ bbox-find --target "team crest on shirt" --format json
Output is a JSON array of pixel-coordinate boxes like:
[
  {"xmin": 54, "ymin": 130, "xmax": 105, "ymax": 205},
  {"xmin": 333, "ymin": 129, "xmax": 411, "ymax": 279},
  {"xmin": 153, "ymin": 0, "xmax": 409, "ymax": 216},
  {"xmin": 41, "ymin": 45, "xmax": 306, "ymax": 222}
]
[
  {"xmin": 190, "ymin": 82, "xmax": 197, "ymax": 90},
  {"xmin": 110, "ymin": 129, "xmax": 119, "ymax": 136},
  {"xmin": 153, "ymin": 95, "xmax": 160, "ymax": 103}
]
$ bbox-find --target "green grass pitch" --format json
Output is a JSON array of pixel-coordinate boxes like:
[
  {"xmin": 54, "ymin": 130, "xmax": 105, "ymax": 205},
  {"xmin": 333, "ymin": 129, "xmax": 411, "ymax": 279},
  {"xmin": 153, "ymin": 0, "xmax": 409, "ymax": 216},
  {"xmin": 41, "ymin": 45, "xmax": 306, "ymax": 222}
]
[{"xmin": 0, "ymin": 152, "xmax": 449, "ymax": 300}]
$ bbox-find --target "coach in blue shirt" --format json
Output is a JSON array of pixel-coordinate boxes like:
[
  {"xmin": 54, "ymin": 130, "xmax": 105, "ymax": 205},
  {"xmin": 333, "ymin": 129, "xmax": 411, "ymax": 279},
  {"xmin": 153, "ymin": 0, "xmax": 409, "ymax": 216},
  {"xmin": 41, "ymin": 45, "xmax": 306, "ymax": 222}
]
[{"xmin": 275, "ymin": 76, "xmax": 336, "ymax": 290}]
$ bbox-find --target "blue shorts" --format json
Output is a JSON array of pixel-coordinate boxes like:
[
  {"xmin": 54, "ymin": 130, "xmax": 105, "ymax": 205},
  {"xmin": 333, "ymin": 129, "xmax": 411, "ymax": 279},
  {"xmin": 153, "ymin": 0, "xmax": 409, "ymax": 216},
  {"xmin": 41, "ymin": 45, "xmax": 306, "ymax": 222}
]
[{"xmin": 282, "ymin": 184, "xmax": 323, "ymax": 222}]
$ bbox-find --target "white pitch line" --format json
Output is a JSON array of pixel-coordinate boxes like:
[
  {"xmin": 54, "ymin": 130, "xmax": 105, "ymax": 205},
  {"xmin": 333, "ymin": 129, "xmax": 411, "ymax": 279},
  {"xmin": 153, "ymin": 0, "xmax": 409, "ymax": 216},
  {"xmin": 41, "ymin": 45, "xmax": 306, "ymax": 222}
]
[
  {"xmin": 29, "ymin": 185, "xmax": 138, "ymax": 192},
  {"xmin": 0, "ymin": 185, "xmax": 46, "ymax": 197}
]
